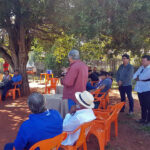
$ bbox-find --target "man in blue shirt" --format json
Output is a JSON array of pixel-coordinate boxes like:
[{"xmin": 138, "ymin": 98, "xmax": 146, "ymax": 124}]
[
  {"xmin": 91, "ymin": 71, "xmax": 112, "ymax": 109},
  {"xmin": 116, "ymin": 54, "xmax": 134, "ymax": 114},
  {"xmin": 2, "ymin": 69, "xmax": 22, "ymax": 101},
  {"xmin": 4, "ymin": 92, "xmax": 63, "ymax": 150},
  {"xmin": 133, "ymin": 55, "xmax": 150, "ymax": 125}
]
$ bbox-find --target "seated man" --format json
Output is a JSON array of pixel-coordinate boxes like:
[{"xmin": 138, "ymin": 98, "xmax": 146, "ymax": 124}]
[
  {"xmin": 2, "ymin": 69, "xmax": 22, "ymax": 101},
  {"xmin": 62, "ymin": 91, "xmax": 96, "ymax": 146},
  {"xmin": 93, "ymin": 71, "xmax": 112, "ymax": 108},
  {"xmin": 88, "ymin": 70, "xmax": 99, "ymax": 82},
  {"xmin": 4, "ymin": 92, "xmax": 63, "ymax": 150},
  {"xmin": 86, "ymin": 78, "xmax": 97, "ymax": 91}
]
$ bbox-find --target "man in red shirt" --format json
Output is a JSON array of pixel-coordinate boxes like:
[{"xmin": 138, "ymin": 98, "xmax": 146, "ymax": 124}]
[
  {"xmin": 3, "ymin": 60, "xmax": 9, "ymax": 72},
  {"xmin": 61, "ymin": 49, "xmax": 88, "ymax": 110}
]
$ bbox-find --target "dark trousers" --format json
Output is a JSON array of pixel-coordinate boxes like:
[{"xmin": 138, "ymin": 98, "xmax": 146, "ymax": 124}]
[
  {"xmin": 2, "ymin": 81, "xmax": 13, "ymax": 101},
  {"xmin": 138, "ymin": 91, "xmax": 150, "ymax": 122},
  {"xmin": 119, "ymin": 85, "xmax": 134, "ymax": 112}
]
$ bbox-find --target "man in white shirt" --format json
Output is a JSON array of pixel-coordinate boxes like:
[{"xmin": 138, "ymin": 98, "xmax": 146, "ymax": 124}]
[
  {"xmin": 133, "ymin": 55, "xmax": 150, "ymax": 125},
  {"xmin": 62, "ymin": 91, "xmax": 96, "ymax": 146}
]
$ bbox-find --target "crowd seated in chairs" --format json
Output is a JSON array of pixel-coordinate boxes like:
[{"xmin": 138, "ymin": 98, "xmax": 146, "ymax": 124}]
[
  {"xmin": 0, "ymin": 69, "xmax": 22, "ymax": 101},
  {"xmin": 87, "ymin": 71, "xmax": 112, "ymax": 109}
]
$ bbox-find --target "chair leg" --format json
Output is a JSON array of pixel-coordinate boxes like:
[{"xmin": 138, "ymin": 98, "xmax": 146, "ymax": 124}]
[
  {"xmin": 114, "ymin": 119, "xmax": 118, "ymax": 137},
  {"xmin": 18, "ymin": 90, "xmax": 21, "ymax": 97},
  {"xmin": 83, "ymin": 141, "xmax": 87, "ymax": 150},
  {"xmin": 13, "ymin": 90, "xmax": 16, "ymax": 100}
]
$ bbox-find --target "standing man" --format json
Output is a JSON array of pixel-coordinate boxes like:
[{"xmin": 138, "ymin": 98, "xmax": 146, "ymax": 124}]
[
  {"xmin": 3, "ymin": 60, "xmax": 9, "ymax": 72},
  {"xmin": 61, "ymin": 49, "xmax": 88, "ymax": 110},
  {"xmin": 133, "ymin": 55, "xmax": 150, "ymax": 124},
  {"xmin": 116, "ymin": 54, "xmax": 134, "ymax": 114}
]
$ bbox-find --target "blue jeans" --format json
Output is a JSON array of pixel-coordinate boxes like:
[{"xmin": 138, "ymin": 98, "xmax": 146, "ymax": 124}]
[
  {"xmin": 68, "ymin": 99, "xmax": 76, "ymax": 111},
  {"xmin": 119, "ymin": 85, "xmax": 134, "ymax": 112},
  {"xmin": 4, "ymin": 143, "xmax": 14, "ymax": 150}
]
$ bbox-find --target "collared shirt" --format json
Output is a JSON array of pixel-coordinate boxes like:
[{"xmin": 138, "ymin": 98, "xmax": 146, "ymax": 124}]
[
  {"xmin": 62, "ymin": 60, "xmax": 88, "ymax": 103},
  {"xmin": 62, "ymin": 109, "xmax": 96, "ymax": 146},
  {"xmin": 98, "ymin": 78, "xmax": 112, "ymax": 93},
  {"xmin": 12, "ymin": 74, "xmax": 22, "ymax": 83},
  {"xmin": 116, "ymin": 63, "xmax": 134, "ymax": 86},
  {"xmin": 133, "ymin": 65, "xmax": 150, "ymax": 93},
  {"xmin": 14, "ymin": 110, "xmax": 63, "ymax": 150}
]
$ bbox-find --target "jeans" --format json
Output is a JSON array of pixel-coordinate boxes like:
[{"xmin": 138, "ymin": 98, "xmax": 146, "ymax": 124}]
[
  {"xmin": 138, "ymin": 91, "xmax": 150, "ymax": 122},
  {"xmin": 119, "ymin": 85, "xmax": 134, "ymax": 112},
  {"xmin": 68, "ymin": 99, "xmax": 76, "ymax": 111},
  {"xmin": 2, "ymin": 80, "xmax": 13, "ymax": 101}
]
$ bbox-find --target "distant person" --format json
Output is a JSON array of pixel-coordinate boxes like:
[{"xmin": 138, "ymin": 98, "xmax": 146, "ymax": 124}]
[
  {"xmin": 93, "ymin": 66, "xmax": 99, "ymax": 76},
  {"xmin": 133, "ymin": 55, "xmax": 150, "ymax": 124},
  {"xmin": 86, "ymin": 78, "xmax": 96, "ymax": 91},
  {"xmin": 88, "ymin": 70, "xmax": 99, "ymax": 82},
  {"xmin": 61, "ymin": 49, "xmax": 88, "ymax": 110},
  {"xmin": 4, "ymin": 92, "xmax": 63, "ymax": 150},
  {"xmin": 2, "ymin": 70, "xmax": 22, "ymax": 101},
  {"xmin": 3, "ymin": 60, "xmax": 9, "ymax": 72},
  {"xmin": 62, "ymin": 91, "xmax": 96, "ymax": 146},
  {"xmin": 3, "ymin": 71, "xmax": 11, "ymax": 82},
  {"xmin": 116, "ymin": 54, "xmax": 134, "ymax": 114},
  {"xmin": 0, "ymin": 71, "xmax": 11, "ymax": 88},
  {"xmin": 93, "ymin": 71, "xmax": 112, "ymax": 108}
]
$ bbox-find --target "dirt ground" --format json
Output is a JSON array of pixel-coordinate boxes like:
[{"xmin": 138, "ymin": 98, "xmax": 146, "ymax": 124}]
[{"xmin": 0, "ymin": 88, "xmax": 150, "ymax": 150}]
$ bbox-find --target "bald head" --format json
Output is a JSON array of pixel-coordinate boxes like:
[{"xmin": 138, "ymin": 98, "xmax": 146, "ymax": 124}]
[{"xmin": 28, "ymin": 92, "xmax": 46, "ymax": 114}]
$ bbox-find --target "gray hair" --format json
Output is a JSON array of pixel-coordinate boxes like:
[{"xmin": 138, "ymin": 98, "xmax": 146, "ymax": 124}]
[
  {"xmin": 68, "ymin": 49, "xmax": 80, "ymax": 60},
  {"xmin": 27, "ymin": 92, "xmax": 46, "ymax": 114}
]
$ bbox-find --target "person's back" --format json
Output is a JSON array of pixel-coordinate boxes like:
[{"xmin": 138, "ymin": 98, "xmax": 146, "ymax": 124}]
[
  {"xmin": 100, "ymin": 78, "xmax": 112, "ymax": 93},
  {"xmin": 14, "ymin": 109, "xmax": 63, "ymax": 150},
  {"xmin": 4, "ymin": 92, "xmax": 63, "ymax": 150}
]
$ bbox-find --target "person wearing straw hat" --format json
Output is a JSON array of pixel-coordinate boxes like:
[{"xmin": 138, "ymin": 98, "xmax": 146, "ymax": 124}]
[{"xmin": 62, "ymin": 91, "xmax": 96, "ymax": 146}]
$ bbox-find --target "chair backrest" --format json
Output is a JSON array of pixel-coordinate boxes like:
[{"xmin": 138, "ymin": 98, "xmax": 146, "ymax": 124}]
[
  {"xmin": 47, "ymin": 78, "xmax": 58, "ymax": 86},
  {"xmin": 115, "ymin": 102, "xmax": 125, "ymax": 114},
  {"xmin": 95, "ymin": 107, "xmax": 117, "ymax": 129},
  {"xmin": 29, "ymin": 132, "xmax": 67, "ymax": 150},
  {"xmin": 66, "ymin": 121, "xmax": 94, "ymax": 148}
]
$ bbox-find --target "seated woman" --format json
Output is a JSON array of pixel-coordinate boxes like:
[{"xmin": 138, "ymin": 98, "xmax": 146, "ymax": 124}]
[{"xmin": 0, "ymin": 71, "xmax": 11, "ymax": 88}]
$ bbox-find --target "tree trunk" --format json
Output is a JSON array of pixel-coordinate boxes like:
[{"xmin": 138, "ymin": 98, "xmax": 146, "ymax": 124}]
[{"xmin": 8, "ymin": 23, "xmax": 30, "ymax": 96}]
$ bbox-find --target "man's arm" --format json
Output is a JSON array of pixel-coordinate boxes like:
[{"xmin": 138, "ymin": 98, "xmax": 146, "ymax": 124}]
[
  {"xmin": 62, "ymin": 66, "xmax": 78, "ymax": 87},
  {"xmin": 63, "ymin": 114, "xmax": 80, "ymax": 132},
  {"xmin": 116, "ymin": 65, "xmax": 121, "ymax": 82},
  {"xmin": 139, "ymin": 68, "xmax": 150, "ymax": 80},
  {"xmin": 133, "ymin": 66, "xmax": 143, "ymax": 80}
]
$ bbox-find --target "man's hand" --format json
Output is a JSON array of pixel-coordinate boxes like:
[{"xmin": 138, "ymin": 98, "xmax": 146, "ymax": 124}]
[
  {"xmin": 118, "ymin": 81, "xmax": 122, "ymax": 86},
  {"xmin": 69, "ymin": 105, "xmax": 77, "ymax": 115}
]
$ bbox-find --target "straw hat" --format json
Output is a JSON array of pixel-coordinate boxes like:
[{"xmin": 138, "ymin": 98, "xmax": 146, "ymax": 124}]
[{"xmin": 75, "ymin": 91, "xmax": 95, "ymax": 109}]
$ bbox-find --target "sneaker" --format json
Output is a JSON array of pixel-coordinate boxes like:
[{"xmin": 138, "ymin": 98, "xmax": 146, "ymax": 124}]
[{"xmin": 128, "ymin": 112, "xmax": 134, "ymax": 115}]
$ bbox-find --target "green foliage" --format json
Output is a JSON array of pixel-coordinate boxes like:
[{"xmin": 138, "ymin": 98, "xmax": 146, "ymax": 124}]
[{"xmin": 53, "ymin": 34, "xmax": 79, "ymax": 63}]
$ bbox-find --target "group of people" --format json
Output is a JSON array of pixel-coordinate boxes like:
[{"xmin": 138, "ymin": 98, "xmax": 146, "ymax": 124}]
[
  {"xmin": 116, "ymin": 54, "xmax": 150, "ymax": 126},
  {"xmin": 4, "ymin": 49, "xmax": 150, "ymax": 150},
  {"xmin": 0, "ymin": 70, "xmax": 22, "ymax": 101}
]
